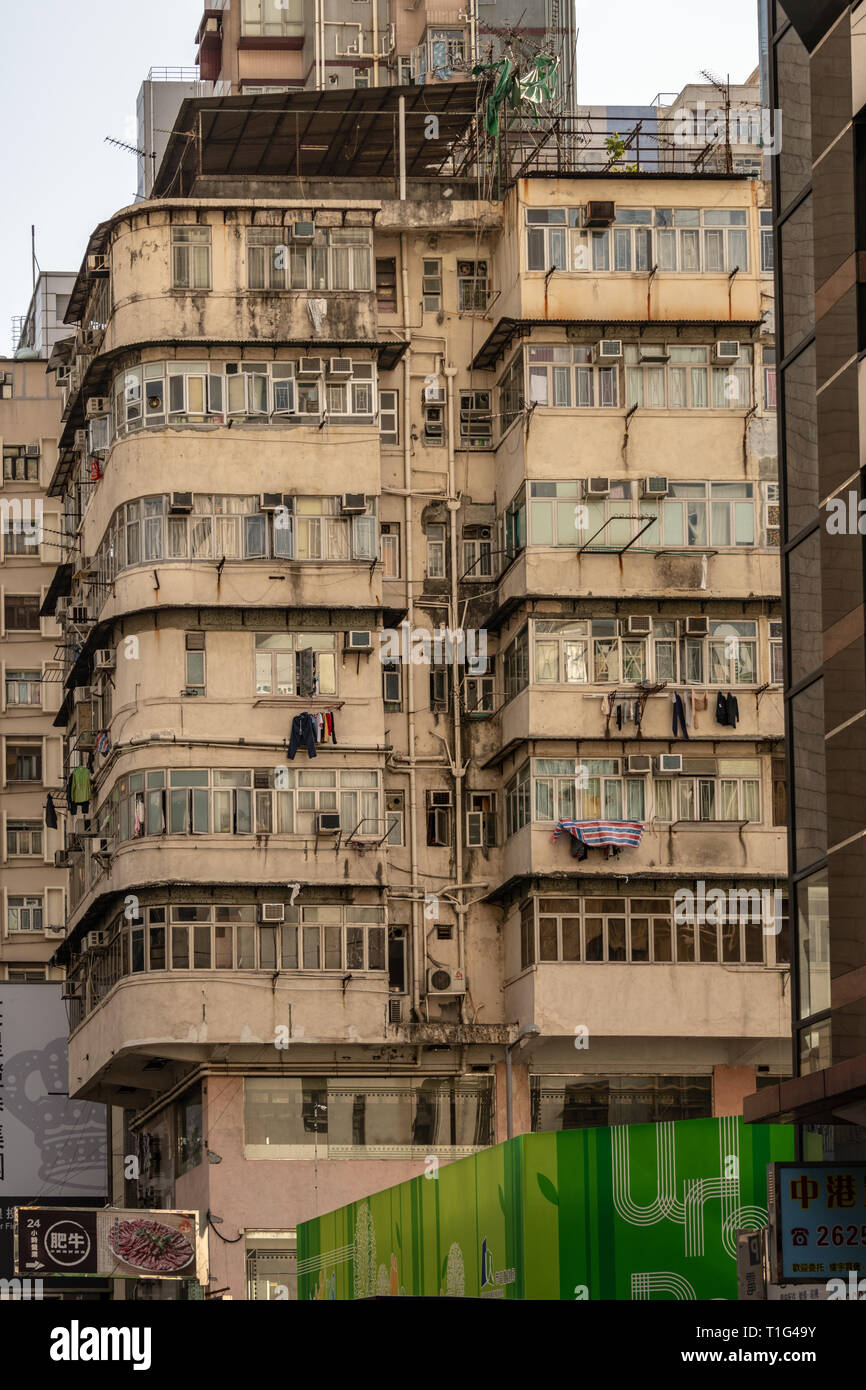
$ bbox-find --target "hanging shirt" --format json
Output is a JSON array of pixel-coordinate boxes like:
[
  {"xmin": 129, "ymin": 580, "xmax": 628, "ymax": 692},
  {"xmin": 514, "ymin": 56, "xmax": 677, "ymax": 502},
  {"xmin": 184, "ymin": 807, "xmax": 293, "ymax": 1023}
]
[{"xmin": 70, "ymin": 765, "xmax": 92, "ymax": 805}]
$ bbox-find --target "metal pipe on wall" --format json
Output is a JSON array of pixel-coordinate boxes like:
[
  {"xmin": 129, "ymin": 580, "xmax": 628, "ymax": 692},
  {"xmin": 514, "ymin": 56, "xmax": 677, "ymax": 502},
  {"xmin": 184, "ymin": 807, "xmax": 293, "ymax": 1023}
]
[{"xmin": 400, "ymin": 233, "xmax": 421, "ymax": 1017}]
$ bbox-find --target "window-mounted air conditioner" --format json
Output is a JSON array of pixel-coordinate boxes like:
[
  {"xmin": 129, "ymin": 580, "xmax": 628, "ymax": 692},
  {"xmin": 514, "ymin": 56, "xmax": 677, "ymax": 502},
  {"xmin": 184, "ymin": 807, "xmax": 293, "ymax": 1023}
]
[
  {"xmin": 627, "ymin": 754, "xmax": 653, "ymax": 774},
  {"xmin": 426, "ymin": 965, "xmax": 466, "ymax": 995},
  {"xmin": 345, "ymin": 630, "xmax": 373, "ymax": 650},
  {"xmin": 85, "ymin": 397, "xmax": 109, "ymax": 419},
  {"xmin": 297, "ymin": 358, "xmax": 323, "ymax": 378},
  {"xmin": 684, "ymin": 616, "xmax": 709, "ymax": 636},
  {"xmin": 291, "ymin": 222, "xmax": 316, "ymax": 242},
  {"xmin": 259, "ymin": 902, "xmax": 285, "ymax": 923},
  {"xmin": 53, "ymin": 851, "xmax": 69, "ymax": 869},
  {"xmin": 584, "ymin": 200, "xmax": 616, "ymax": 227},
  {"xmin": 713, "ymin": 340, "xmax": 740, "ymax": 363},
  {"xmin": 85, "ymin": 931, "xmax": 108, "ymax": 952},
  {"xmin": 95, "ymin": 648, "xmax": 116, "ymax": 671},
  {"xmin": 341, "ymin": 493, "xmax": 366, "ymax": 514},
  {"xmin": 585, "ymin": 477, "xmax": 611, "ymax": 497},
  {"xmin": 655, "ymin": 754, "xmax": 683, "ymax": 775},
  {"xmin": 317, "ymin": 812, "xmax": 341, "ymax": 833},
  {"xmin": 594, "ymin": 339, "xmax": 623, "ymax": 361},
  {"xmin": 87, "ymin": 254, "xmax": 109, "ymax": 275},
  {"xmin": 327, "ymin": 358, "xmax": 353, "ymax": 378},
  {"xmin": 424, "ymin": 387, "xmax": 446, "ymax": 406},
  {"xmin": 626, "ymin": 615, "xmax": 652, "ymax": 635},
  {"xmin": 24, "ymin": 443, "xmax": 40, "ymax": 457},
  {"xmin": 259, "ymin": 493, "xmax": 284, "ymax": 511},
  {"xmin": 169, "ymin": 492, "xmax": 193, "ymax": 513},
  {"xmin": 641, "ymin": 476, "xmax": 669, "ymax": 498},
  {"xmin": 639, "ymin": 344, "xmax": 671, "ymax": 362},
  {"xmin": 73, "ymin": 685, "xmax": 95, "ymax": 706}
]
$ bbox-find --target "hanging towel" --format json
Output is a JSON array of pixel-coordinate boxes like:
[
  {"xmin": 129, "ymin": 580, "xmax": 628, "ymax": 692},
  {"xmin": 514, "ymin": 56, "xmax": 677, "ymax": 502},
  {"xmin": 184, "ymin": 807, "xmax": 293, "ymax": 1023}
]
[{"xmin": 45, "ymin": 794, "xmax": 58, "ymax": 830}]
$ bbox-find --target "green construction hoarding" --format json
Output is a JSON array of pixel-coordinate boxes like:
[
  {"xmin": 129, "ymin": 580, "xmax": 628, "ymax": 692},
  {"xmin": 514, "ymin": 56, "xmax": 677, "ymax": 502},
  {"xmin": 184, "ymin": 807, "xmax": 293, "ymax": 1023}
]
[{"xmin": 298, "ymin": 1117, "xmax": 795, "ymax": 1300}]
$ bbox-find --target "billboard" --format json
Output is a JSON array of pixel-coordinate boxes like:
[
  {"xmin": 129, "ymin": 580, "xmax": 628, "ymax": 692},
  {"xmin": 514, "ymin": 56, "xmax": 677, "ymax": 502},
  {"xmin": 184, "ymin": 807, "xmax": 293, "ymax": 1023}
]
[
  {"xmin": 15, "ymin": 1207, "xmax": 202, "ymax": 1280},
  {"xmin": 769, "ymin": 1162, "xmax": 866, "ymax": 1283},
  {"xmin": 298, "ymin": 1117, "xmax": 795, "ymax": 1300},
  {"xmin": 0, "ymin": 984, "xmax": 105, "ymax": 1198}
]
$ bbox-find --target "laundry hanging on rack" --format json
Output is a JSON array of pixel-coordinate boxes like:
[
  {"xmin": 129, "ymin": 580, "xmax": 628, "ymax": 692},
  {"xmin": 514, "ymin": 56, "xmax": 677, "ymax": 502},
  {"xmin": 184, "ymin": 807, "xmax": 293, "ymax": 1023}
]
[
  {"xmin": 672, "ymin": 692, "xmax": 690, "ymax": 739},
  {"xmin": 552, "ymin": 819, "xmax": 645, "ymax": 850},
  {"xmin": 45, "ymin": 794, "xmax": 58, "ymax": 830},
  {"xmin": 715, "ymin": 692, "xmax": 740, "ymax": 728}
]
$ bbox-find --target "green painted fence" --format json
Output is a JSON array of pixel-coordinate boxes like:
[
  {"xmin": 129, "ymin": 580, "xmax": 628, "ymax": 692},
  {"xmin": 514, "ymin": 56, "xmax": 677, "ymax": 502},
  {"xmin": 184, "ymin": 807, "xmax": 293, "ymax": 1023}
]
[{"xmin": 298, "ymin": 1116, "xmax": 795, "ymax": 1300}]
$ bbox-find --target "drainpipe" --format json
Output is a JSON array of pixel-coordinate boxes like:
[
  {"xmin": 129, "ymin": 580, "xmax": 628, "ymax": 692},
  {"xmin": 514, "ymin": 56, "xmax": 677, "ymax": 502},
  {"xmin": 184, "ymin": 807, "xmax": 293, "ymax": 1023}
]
[
  {"xmin": 400, "ymin": 234, "xmax": 421, "ymax": 1017},
  {"xmin": 444, "ymin": 365, "xmax": 465, "ymax": 976},
  {"xmin": 506, "ymin": 1025, "xmax": 541, "ymax": 1139},
  {"xmin": 398, "ymin": 96, "xmax": 407, "ymax": 201},
  {"xmin": 372, "ymin": 0, "xmax": 379, "ymax": 87},
  {"xmin": 468, "ymin": 0, "xmax": 477, "ymax": 66}
]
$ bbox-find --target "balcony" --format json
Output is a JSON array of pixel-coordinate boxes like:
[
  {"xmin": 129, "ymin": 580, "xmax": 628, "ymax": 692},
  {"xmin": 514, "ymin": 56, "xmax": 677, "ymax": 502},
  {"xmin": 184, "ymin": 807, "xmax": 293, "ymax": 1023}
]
[
  {"xmin": 496, "ymin": 546, "xmax": 779, "ymax": 608},
  {"xmin": 505, "ymin": 960, "xmax": 788, "ymax": 1040}
]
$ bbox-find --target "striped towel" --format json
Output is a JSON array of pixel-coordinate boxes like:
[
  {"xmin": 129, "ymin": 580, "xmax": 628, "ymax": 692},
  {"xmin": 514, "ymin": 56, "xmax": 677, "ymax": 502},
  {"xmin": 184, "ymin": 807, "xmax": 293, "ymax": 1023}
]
[{"xmin": 552, "ymin": 819, "xmax": 644, "ymax": 848}]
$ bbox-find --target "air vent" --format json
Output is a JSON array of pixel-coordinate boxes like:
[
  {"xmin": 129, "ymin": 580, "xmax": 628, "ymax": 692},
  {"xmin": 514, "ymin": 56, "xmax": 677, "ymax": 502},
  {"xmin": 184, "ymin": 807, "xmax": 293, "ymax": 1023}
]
[{"xmin": 585, "ymin": 200, "xmax": 616, "ymax": 227}]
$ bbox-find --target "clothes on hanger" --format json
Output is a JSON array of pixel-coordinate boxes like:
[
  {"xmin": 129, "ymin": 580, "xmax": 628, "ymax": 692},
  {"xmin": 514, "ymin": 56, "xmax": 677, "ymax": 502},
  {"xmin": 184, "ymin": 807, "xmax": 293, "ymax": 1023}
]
[
  {"xmin": 288, "ymin": 712, "xmax": 318, "ymax": 759},
  {"xmin": 68, "ymin": 764, "xmax": 91, "ymax": 813},
  {"xmin": 715, "ymin": 692, "xmax": 741, "ymax": 728},
  {"xmin": 672, "ymin": 692, "xmax": 690, "ymax": 739},
  {"xmin": 45, "ymin": 794, "xmax": 58, "ymax": 830}
]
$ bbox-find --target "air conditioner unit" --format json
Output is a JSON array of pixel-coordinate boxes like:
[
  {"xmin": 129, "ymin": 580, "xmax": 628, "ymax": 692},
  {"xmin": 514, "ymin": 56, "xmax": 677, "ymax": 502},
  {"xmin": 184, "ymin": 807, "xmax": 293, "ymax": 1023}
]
[
  {"xmin": 317, "ymin": 811, "xmax": 341, "ymax": 833},
  {"xmin": 169, "ymin": 492, "xmax": 193, "ymax": 513},
  {"xmin": 341, "ymin": 493, "xmax": 367, "ymax": 514},
  {"xmin": 639, "ymin": 344, "xmax": 671, "ymax": 362},
  {"xmin": 44, "ymin": 926, "xmax": 66, "ymax": 937},
  {"xmin": 345, "ymin": 630, "xmax": 373, "ymax": 650},
  {"xmin": 85, "ymin": 397, "xmax": 109, "ymax": 419},
  {"xmin": 54, "ymin": 851, "xmax": 70, "ymax": 869},
  {"xmin": 327, "ymin": 358, "xmax": 353, "ymax": 378},
  {"xmin": 95, "ymin": 649, "xmax": 116, "ymax": 671},
  {"xmin": 259, "ymin": 902, "xmax": 285, "ymax": 923},
  {"xmin": 56, "ymin": 598, "xmax": 69, "ymax": 619},
  {"xmin": 641, "ymin": 476, "xmax": 669, "ymax": 498},
  {"xmin": 74, "ymin": 430, "xmax": 88, "ymax": 452},
  {"xmin": 73, "ymin": 686, "xmax": 95, "ymax": 706},
  {"xmin": 586, "ymin": 477, "xmax": 611, "ymax": 497},
  {"xmin": 80, "ymin": 329, "xmax": 102, "ymax": 352},
  {"xmin": 594, "ymin": 339, "xmax": 623, "ymax": 360},
  {"xmin": 626, "ymin": 615, "xmax": 652, "ymax": 635},
  {"xmin": 84, "ymin": 931, "xmax": 107, "ymax": 952},
  {"xmin": 426, "ymin": 965, "xmax": 466, "ymax": 996},
  {"xmin": 257, "ymin": 493, "xmax": 282, "ymax": 512},
  {"xmin": 87, "ymin": 253, "xmax": 109, "ymax": 274},
  {"xmin": 423, "ymin": 385, "xmax": 446, "ymax": 404},
  {"xmin": 627, "ymin": 754, "xmax": 653, "ymax": 774},
  {"xmin": 24, "ymin": 443, "xmax": 40, "ymax": 457},
  {"xmin": 585, "ymin": 200, "xmax": 616, "ymax": 227},
  {"xmin": 684, "ymin": 616, "xmax": 709, "ymax": 636},
  {"xmin": 291, "ymin": 222, "xmax": 316, "ymax": 242},
  {"xmin": 655, "ymin": 754, "xmax": 683, "ymax": 775},
  {"xmin": 713, "ymin": 340, "xmax": 740, "ymax": 363},
  {"xmin": 77, "ymin": 730, "xmax": 97, "ymax": 750},
  {"xmin": 297, "ymin": 357, "xmax": 323, "ymax": 378}
]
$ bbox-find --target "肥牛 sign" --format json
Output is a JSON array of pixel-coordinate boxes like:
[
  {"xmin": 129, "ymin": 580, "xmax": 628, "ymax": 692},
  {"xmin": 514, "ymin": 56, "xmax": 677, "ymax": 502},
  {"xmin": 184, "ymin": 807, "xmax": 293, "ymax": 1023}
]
[{"xmin": 14, "ymin": 1206, "xmax": 202, "ymax": 1280}]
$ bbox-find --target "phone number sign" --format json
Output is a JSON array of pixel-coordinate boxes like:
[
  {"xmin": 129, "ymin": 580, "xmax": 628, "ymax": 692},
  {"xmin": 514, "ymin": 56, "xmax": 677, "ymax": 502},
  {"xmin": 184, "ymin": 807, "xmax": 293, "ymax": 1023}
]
[{"xmin": 770, "ymin": 1163, "xmax": 866, "ymax": 1282}]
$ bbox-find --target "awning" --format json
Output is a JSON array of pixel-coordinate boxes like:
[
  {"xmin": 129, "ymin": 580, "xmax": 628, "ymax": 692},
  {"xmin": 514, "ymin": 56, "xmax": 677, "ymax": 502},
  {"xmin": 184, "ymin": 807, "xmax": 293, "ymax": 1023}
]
[{"xmin": 471, "ymin": 318, "xmax": 766, "ymax": 370}]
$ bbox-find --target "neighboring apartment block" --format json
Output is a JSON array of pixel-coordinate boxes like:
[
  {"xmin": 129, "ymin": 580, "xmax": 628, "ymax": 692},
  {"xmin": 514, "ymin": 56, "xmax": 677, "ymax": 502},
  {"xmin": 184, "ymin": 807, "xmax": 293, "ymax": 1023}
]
[
  {"xmin": 194, "ymin": 0, "xmax": 577, "ymax": 100},
  {"xmin": 44, "ymin": 85, "xmax": 785, "ymax": 1298},
  {"xmin": 745, "ymin": 1, "xmax": 866, "ymax": 1154},
  {"xmin": 1, "ymin": 276, "xmax": 70, "ymax": 984}
]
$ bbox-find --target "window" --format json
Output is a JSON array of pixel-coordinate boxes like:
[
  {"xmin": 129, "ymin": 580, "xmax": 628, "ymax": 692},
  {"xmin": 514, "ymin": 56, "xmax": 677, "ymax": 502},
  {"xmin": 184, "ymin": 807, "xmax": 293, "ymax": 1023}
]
[
  {"xmin": 660, "ymin": 482, "xmax": 755, "ymax": 549},
  {"xmin": 244, "ymin": 1074, "xmax": 492, "ymax": 1156},
  {"xmin": 247, "ymin": 1238, "xmax": 297, "ymax": 1301},
  {"xmin": 8, "ymin": 967, "xmax": 46, "ymax": 981},
  {"xmin": 763, "ymin": 348, "xmax": 777, "ymax": 410},
  {"xmin": 426, "ymin": 523, "xmax": 446, "ymax": 577},
  {"xmin": 185, "ymin": 632, "xmax": 206, "ymax": 694},
  {"xmin": 241, "ymin": 0, "xmax": 303, "ymax": 37},
  {"xmin": 376, "ymin": 257, "xmax": 397, "ymax": 312},
  {"xmin": 254, "ymin": 632, "xmax": 337, "ymax": 698},
  {"xmin": 383, "ymin": 661, "xmax": 402, "ymax": 709},
  {"xmin": 6, "ymin": 821, "xmax": 42, "ymax": 856},
  {"xmin": 531, "ymin": 1075, "xmax": 711, "ymax": 1130},
  {"xmin": 280, "ymin": 228, "xmax": 372, "ymax": 293},
  {"xmin": 527, "ymin": 346, "xmax": 618, "ymax": 410},
  {"xmin": 765, "ymin": 483, "xmax": 780, "ymax": 548},
  {"xmin": 498, "ymin": 351, "xmax": 525, "ymax": 433},
  {"xmin": 459, "ymin": 390, "xmax": 492, "ymax": 447},
  {"xmin": 171, "ymin": 227, "xmax": 211, "ymax": 290},
  {"xmin": 4, "ymin": 595, "xmax": 40, "ymax": 631},
  {"xmin": 660, "ymin": 758, "xmax": 762, "ymax": 824},
  {"xmin": 5, "ymin": 670, "xmax": 41, "ymax": 706},
  {"xmin": 466, "ymin": 791, "xmax": 496, "ymax": 847},
  {"xmin": 353, "ymin": 67, "xmax": 370, "ymax": 88},
  {"xmin": 0, "ymin": 371, "xmax": 12, "ymax": 399},
  {"xmin": 422, "ymin": 258, "xmax": 442, "ymax": 311},
  {"xmin": 429, "ymin": 28, "xmax": 465, "ymax": 72},
  {"xmin": 8, "ymin": 896, "xmax": 43, "ymax": 933},
  {"xmin": 626, "ymin": 344, "xmax": 753, "ymax": 410},
  {"xmin": 6, "ymin": 744, "xmax": 41, "ymax": 782},
  {"xmin": 457, "ymin": 260, "xmax": 489, "ymax": 311},
  {"xmin": 426, "ymin": 791, "xmax": 452, "ymax": 846},
  {"xmin": 380, "ymin": 522, "xmax": 400, "ymax": 577},
  {"xmin": 463, "ymin": 666, "xmax": 495, "ymax": 714},
  {"xmin": 379, "ymin": 389, "xmax": 399, "ymax": 444},
  {"xmin": 462, "ymin": 529, "xmax": 492, "ymax": 579},
  {"xmin": 770, "ymin": 620, "xmax": 784, "ymax": 684},
  {"xmin": 533, "ymin": 757, "xmax": 645, "ymax": 825},
  {"xmin": 527, "ymin": 206, "xmax": 750, "ymax": 274},
  {"xmin": 3, "ymin": 447, "xmax": 39, "ymax": 482},
  {"xmin": 247, "ymin": 228, "xmax": 287, "ymax": 290},
  {"xmin": 385, "ymin": 793, "xmax": 405, "ymax": 846},
  {"xmin": 398, "ymin": 56, "xmax": 413, "ymax": 85},
  {"xmin": 503, "ymin": 626, "xmax": 529, "ymax": 701},
  {"xmin": 506, "ymin": 763, "xmax": 530, "ymax": 836},
  {"xmin": 760, "ymin": 209, "xmax": 774, "ymax": 272},
  {"xmin": 429, "ymin": 665, "xmax": 448, "ymax": 711}
]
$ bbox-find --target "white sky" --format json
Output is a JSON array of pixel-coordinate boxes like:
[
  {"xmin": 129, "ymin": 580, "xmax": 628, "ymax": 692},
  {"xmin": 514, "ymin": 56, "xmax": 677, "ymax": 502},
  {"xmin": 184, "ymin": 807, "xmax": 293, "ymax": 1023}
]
[{"xmin": 1, "ymin": 0, "xmax": 759, "ymax": 352}]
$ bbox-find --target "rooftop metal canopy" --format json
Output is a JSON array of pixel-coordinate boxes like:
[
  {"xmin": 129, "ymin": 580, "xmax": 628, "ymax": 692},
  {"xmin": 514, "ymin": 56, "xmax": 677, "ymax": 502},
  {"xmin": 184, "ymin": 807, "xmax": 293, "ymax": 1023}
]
[{"xmin": 153, "ymin": 83, "xmax": 482, "ymax": 196}]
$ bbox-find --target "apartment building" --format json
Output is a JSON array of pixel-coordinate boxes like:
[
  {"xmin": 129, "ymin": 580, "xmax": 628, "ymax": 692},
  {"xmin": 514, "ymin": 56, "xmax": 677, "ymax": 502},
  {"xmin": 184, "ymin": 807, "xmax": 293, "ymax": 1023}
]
[
  {"xmin": 44, "ymin": 84, "xmax": 786, "ymax": 1299},
  {"xmin": 1, "ymin": 275, "xmax": 70, "ymax": 983},
  {"xmin": 744, "ymin": 1, "xmax": 866, "ymax": 1156},
  {"xmin": 194, "ymin": 0, "xmax": 577, "ymax": 100}
]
